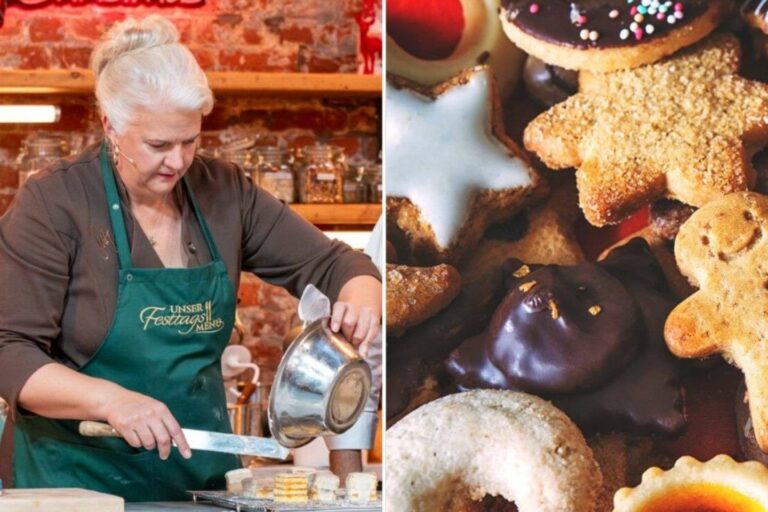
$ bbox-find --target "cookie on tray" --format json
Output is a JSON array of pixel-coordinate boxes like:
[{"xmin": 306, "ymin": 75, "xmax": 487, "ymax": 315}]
[
  {"xmin": 386, "ymin": 263, "xmax": 461, "ymax": 336},
  {"xmin": 665, "ymin": 191, "xmax": 768, "ymax": 452},
  {"xmin": 388, "ymin": 0, "xmax": 526, "ymax": 98},
  {"xmin": 387, "ymin": 67, "xmax": 545, "ymax": 265},
  {"xmin": 500, "ymin": 0, "xmax": 728, "ymax": 72},
  {"xmin": 524, "ymin": 34, "xmax": 768, "ymax": 226}
]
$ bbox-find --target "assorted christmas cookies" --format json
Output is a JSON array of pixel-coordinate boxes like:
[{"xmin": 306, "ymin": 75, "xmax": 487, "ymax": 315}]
[
  {"xmin": 525, "ymin": 34, "xmax": 768, "ymax": 226},
  {"xmin": 500, "ymin": 0, "xmax": 729, "ymax": 72},
  {"xmin": 384, "ymin": 3, "xmax": 768, "ymax": 511}
]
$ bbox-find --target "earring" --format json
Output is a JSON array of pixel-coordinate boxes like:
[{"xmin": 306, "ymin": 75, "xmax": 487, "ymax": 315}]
[{"xmin": 110, "ymin": 140, "xmax": 121, "ymax": 171}]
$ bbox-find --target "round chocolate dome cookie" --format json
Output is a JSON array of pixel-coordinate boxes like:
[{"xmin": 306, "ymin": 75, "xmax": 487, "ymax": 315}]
[{"xmin": 500, "ymin": 0, "xmax": 729, "ymax": 71}]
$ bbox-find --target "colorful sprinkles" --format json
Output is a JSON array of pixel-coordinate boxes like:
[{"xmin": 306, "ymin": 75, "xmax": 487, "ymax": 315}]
[
  {"xmin": 625, "ymin": 0, "xmax": 685, "ymax": 40},
  {"xmin": 526, "ymin": 0, "xmax": 688, "ymax": 45}
]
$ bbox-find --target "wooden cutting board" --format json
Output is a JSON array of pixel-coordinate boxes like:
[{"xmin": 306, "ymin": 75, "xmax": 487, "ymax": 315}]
[{"xmin": 0, "ymin": 488, "xmax": 123, "ymax": 511}]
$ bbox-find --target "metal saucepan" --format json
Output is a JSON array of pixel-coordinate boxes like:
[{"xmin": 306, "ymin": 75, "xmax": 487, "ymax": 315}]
[{"xmin": 268, "ymin": 317, "xmax": 371, "ymax": 448}]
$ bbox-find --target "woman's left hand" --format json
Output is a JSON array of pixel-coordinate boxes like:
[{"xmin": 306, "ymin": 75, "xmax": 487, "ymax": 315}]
[{"xmin": 330, "ymin": 301, "xmax": 379, "ymax": 355}]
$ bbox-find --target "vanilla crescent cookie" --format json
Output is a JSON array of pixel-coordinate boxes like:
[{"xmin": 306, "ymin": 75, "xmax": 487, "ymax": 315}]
[
  {"xmin": 613, "ymin": 455, "xmax": 768, "ymax": 511},
  {"xmin": 665, "ymin": 192, "xmax": 768, "ymax": 451},
  {"xmin": 388, "ymin": 0, "xmax": 525, "ymax": 98},
  {"xmin": 387, "ymin": 67, "xmax": 544, "ymax": 265},
  {"xmin": 524, "ymin": 34, "xmax": 768, "ymax": 226},
  {"xmin": 385, "ymin": 389, "xmax": 602, "ymax": 512}
]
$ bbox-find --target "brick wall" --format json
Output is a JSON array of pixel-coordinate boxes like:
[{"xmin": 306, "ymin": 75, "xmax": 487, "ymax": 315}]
[
  {"xmin": 0, "ymin": 0, "xmax": 366, "ymax": 72},
  {"xmin": 0, "ymin": 1, "xmax": 380, "ymax": 367}
]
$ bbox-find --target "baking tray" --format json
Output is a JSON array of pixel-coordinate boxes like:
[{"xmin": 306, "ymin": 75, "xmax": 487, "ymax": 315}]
[{"xmin": 188, "ymin": 490, "xmax": 382, "ymax": 512}]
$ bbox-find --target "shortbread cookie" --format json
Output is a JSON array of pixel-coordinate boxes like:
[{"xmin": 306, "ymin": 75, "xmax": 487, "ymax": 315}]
[
  {"xmin": 665, "ymin": 191, "xmax": 768, "ymax": 451},
  {"xmin": 614, "ymin": 455, "xmax": 768, "ymax": 511},
  {"xmin": 501, "ymin": 0, "xmax": 728, "ymax": 72},
  {"xmin": 386, "ymin": 263, "xmax": 461, "ymax": 336},
  {"xmin": 388, "ymin": 0, "xmax": 525, "ymax": 97},
  {"xmin": 387, "ymin": 67, "xmax": 545, "ymax": 265},
  {"xmin": 386, "ymin": 390, "xmax": 603, "ymax": 512},
  {"xmin": 524, "ymin": 34, "xmax": 768, "ymax": 226},
  {"xmin": 464, "ymin": 177, "xmax": 584, "ymax": 287},
  {"xmin": 448, "ymin": 239, "xmax": 686, "ymax": 435},
  {"xmin": 346, "ymin": 472, "xmax": 377, "ymax": 503}
]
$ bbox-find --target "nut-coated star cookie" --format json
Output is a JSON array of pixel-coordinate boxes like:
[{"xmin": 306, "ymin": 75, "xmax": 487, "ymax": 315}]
[{"xmin": 524, "ymin": 34, "xmax": 768, "ymax": 226}]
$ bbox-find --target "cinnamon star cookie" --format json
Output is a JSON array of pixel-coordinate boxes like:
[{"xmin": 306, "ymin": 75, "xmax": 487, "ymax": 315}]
[{"xmin": 387, "ymin": 67, "xmax": 544, "ymax": 264}]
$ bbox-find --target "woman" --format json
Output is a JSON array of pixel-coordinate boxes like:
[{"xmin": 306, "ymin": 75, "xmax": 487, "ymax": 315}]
[{"xmin": 0, "ymin": 15, "xmax": 381, "ymax": 501}]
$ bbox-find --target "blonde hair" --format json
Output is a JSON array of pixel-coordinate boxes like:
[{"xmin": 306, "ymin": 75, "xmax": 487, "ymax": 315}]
[{"xmin": 90, "ymin": 15, "xmax": 213, "ymax": 134}]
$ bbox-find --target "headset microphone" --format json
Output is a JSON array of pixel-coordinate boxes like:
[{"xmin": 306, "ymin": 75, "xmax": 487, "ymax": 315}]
[{"xmin": 114, "ymin": 143, "xmax": 137, "ymax": 167}]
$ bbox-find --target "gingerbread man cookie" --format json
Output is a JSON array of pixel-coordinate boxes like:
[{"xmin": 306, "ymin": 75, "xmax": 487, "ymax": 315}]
[
  {"xmin": 387, "ymin": 67, "xmax": 544, "ymax": 265},
  {"xmin": 524, "ymin": 34, "xmax": 768, "ymax": 226},
  {"xmin": 665, "ymin": 191, "xmax": 768, "ymax": 451}
]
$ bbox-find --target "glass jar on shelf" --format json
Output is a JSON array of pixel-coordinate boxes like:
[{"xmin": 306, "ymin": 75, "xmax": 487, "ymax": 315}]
[
  {"xmin": 17, "ymin": 133, "xmax": 68, "ymax": 186},
  {"xmin": 365, "ymin": 162, "xmax": 382, "ymax": 204},
  {"xmin": 343, "ymin": 165, "xmax": 367, "ymax": 203},
  {"xmin": 220, "ymin": 139, "xmax": 258, "ymax": 186},
  {"xmin": 297, "ymin": 144, "xmax": 344, "ymax": 203},
  {"xmin": 254, "ymin": 146, "xmax": 295, "ymax": 203}
]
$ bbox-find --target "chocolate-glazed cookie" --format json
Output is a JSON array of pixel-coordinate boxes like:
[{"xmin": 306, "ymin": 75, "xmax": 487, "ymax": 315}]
[
  {"xmin": 447, "ymin": 239, "xmax": 686, "ymax": 435},
  {"xmin": 522, "ymin": 56, "xmax": 579, "ymax": 107},
  {"xmin": 500, "ymin": 0, "xmax": 728, "ymax": 71},
  {"xmin": 650, "ymin": 199, "xmax": 697, "ymax": 241},
  {"xmin": 447, "ymin": 259, "xmax": 643, "ymax": 394}
]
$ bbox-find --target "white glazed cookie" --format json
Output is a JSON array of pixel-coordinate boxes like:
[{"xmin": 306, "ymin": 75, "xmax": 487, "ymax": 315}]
[
  {"xmin": 387, "ymin": 0, "xmax": 525, "ymax": 98},
  {"xmin": 386, "ymin": 67, "xmax": 544, "ymax": 265},
  {"xmin": 385, "ymin": 389, "xmax": 602, "ymax": 512}
]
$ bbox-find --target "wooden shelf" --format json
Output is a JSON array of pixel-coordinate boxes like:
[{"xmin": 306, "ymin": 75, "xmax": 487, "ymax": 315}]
[
  {"xmin": 290, "ymin": 204, "xmax": 380, "ymax": 226},
  {"xmin": 0, "ymin": 69, "xmax": 381, "ymax": 98}
]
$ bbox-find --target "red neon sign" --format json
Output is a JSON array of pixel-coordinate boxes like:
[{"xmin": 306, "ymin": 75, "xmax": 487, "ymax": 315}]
[
  {"xmin": 9, "ymin": 0, "xmax": 203, "ymax": 5},
  {"xmin": 1, "ymin": 0, "xmax": 204, "ymax": 27}
]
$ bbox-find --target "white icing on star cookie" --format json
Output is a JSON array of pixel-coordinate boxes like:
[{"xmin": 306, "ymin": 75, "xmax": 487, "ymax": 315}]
[{"xmin": 386, "ymin": 67, "xmax": 539, "ymax": 256}]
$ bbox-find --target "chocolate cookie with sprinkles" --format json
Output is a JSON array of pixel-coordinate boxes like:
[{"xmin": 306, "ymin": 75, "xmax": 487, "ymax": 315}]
[{"xmin": 500, "ymin": 0, "xmax": 730, "ymax": 72}]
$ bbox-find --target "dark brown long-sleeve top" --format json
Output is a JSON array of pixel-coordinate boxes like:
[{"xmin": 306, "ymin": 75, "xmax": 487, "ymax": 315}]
[{"xmin": 0, "ymin": 143, "xmax": 380, "ymax": 480}]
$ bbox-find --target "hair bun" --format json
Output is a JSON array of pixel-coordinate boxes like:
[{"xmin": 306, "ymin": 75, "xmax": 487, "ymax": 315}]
[{"xmin": 91, "ymin": 15, "xmax": 180, "ymax": 78}]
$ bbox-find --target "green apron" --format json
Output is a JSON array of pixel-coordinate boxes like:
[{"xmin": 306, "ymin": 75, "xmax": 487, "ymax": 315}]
[{"xmin": 12, "ymin": 144, "xmax": 240, "ymax": 501}]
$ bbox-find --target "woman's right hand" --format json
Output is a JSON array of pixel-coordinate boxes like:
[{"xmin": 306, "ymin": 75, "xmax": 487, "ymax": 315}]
[{"xmin": 102, "ymin": 387, "xmax": 192, "ymax": 460}]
